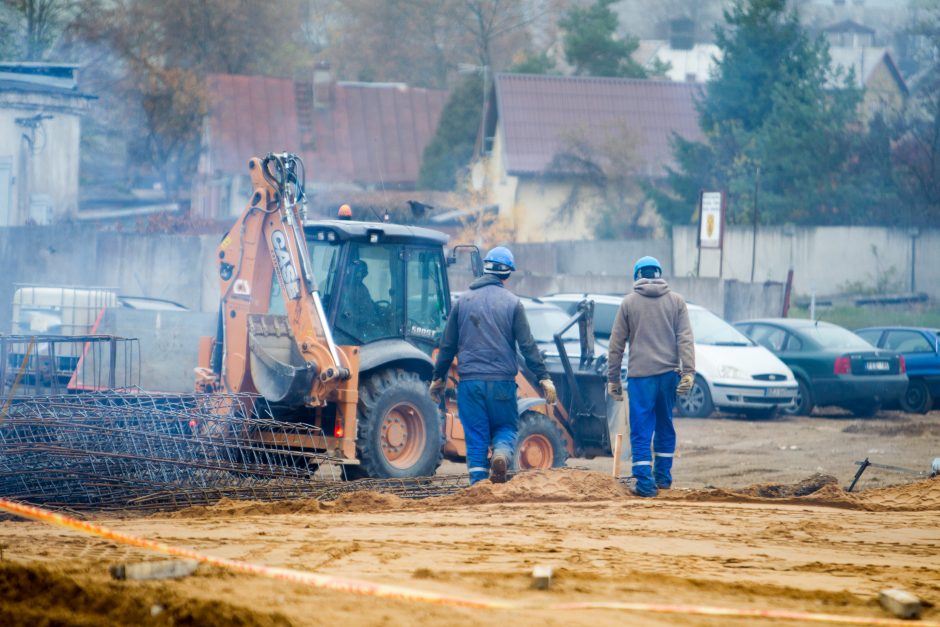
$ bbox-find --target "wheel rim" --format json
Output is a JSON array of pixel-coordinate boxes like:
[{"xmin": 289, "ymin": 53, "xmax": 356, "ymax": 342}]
[
  {"xmin": 679, "ymin": 383, "xmax": 705, "ymax": 415},
  {"xmin": 518, "ymin": 434, "xmax": 553, "ymax": 469},
  {"xmin": 783, "ymin": 383, "xmax": 803, "ymax": 415},
  {"xmin": 905, "ymin": 383, "xmax": 926, "ymax": 411},
  {"xmin": 380, "ymin": 402, "xmax": 426, "ymax": 469}
]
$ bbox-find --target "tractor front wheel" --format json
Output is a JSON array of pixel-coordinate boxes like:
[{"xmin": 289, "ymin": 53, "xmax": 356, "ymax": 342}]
[
  {"xmin": 513, "ymin": 411, "xmax": 568, "ymax": 470},
  {"xmin": 347, "ymin": 369, "xmax": 442, "ymax": 479}
]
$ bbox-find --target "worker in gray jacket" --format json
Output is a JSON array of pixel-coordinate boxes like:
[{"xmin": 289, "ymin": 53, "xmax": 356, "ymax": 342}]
[
  {"xmin": 607, "ymin": 256, "xmax": 695, "ymax": 497},
  {"xmin": 430, "ymin": 247, "xmax": 556, "ymax": 485}
]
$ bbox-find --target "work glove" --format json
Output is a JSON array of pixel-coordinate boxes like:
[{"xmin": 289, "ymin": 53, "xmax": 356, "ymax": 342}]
[
  {"xmin": 539, "ymin": 378, "xmax": 557, "ymax": 404},
  {"xmin": 428, "ymin": 379, "xmax": 445, "ymax": 403},
  {"xmin": 676, "ymin": 373, "xmax": 695, "ymax": 396},
  {"xmin": 607, "ymin": 382, "xmax": 624, "ymax": 401}
]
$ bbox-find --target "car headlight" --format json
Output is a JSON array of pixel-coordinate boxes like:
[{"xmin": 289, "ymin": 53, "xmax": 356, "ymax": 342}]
[{"xmin": 719, "ymin": 365, "xmax": 749, "ymax": 381}]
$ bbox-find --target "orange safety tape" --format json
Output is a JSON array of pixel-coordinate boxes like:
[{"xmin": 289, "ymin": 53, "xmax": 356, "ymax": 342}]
[
  {"xmin": 1, "ymin": 498, "xmax": 937, "ymax": 626},
  {"xmin": 0, "ymin": 498, "xmax": 509, "ymax": 609}
]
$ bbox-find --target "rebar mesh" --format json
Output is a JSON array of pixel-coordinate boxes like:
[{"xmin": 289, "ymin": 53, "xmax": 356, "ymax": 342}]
[{"xmin": 0, "ymin": 392, "xmax": 345, "ymax": 510}]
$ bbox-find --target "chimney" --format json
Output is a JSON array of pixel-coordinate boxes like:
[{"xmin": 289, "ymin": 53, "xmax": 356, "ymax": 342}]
[
  {"xmin": 669, "ymin": 17, "xmax": 695, "ymax": 51},
  {"xmin": 313, "ymin": 61, "xmax": 333, "ymax": 109}
]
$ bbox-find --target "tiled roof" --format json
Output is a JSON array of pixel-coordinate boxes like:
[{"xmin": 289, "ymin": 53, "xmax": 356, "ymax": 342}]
[
  {"xmin": 492, "ymin": 73, "xmax": 703, "ymax": 177},
  {"xmin": 205, "ymin": 74, "xmax": 449, "ymax": 187}
]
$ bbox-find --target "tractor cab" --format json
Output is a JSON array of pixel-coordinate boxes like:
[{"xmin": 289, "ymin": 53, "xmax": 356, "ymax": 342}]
[{"xmin": 268, "ymin": 219, "xmax": 452, "ymax": 356}]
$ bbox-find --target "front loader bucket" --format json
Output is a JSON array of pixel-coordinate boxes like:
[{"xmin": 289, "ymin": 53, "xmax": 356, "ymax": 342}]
[{"xmin": 247, "ymin": 314, "xmax": 316, "ymax": 406}]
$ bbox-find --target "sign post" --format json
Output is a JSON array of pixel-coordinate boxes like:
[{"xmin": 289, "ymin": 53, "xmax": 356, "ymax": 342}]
[{"xmin": 696, "ymin": 191, "xmax": 725, "ymax": 278}]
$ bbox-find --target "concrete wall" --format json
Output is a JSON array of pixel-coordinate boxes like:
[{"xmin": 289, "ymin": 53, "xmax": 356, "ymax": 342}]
[
  {"xmin": 0, "ymin": 224, "xmax": 222, "ymax": 332},
  {"xmin": 512, "ymin": 239, "xmax": 672, "ymax": 276},
  {"xmin": 96, "ymin": 309, "xmax": 217, "ymax": 392},
  {"xmin": 672, "ymin": 225, "xmax": 940, "ymax": 300}
]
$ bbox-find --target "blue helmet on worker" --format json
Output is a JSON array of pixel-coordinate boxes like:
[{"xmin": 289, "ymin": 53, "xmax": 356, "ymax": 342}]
[
  {"xmin": 633, "ymin": 256, "xmax": 662, "ymax": 280},
  {"xmin": 483, "ymin": 246, "xmax": 515, "ymax": 279}
]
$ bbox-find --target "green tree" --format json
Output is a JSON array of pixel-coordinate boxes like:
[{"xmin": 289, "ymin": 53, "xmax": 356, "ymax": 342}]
[
  {"xmin": 559, "ymin": 0, "xmax": 647, "ymax": 78},
  {"xmin": 0, "ymin": 0, "xmax": 79, "ymax": 60},
  {"xmin": 418, "ymin": 74, "xmax": 484, "ymax": 190},
  {"xmin": 648, "ymin": 0, "xmax": 866, "ymax": 226}
]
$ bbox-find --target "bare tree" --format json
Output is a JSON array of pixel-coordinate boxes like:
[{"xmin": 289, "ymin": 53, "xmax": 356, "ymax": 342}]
[
  {"xmin": 2, "ymin": 0, "xmax": 79, "ymax": 59},
  {"xmin": 547, "ymin": 122, "xmax": 652, "ymax": 239}
]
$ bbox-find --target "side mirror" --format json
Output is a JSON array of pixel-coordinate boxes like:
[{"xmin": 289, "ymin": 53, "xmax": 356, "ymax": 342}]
[{"xmin": 447, "ymin": 244, "xmax": 483, "ymax": 277}]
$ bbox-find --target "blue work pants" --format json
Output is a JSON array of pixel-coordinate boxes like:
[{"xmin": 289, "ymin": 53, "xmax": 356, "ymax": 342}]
[
  {"xmin": 457, "ymin": 379, "xmax": 518, "ymax": 485},
  {"xmin": 627, "ymin": 371, "xmax": 678, "ymax": 495}
]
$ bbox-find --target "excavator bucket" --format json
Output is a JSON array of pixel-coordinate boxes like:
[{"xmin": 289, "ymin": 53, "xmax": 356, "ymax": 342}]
[{"xmin": 247, "ymin": 314, "xmax": 316, "ymax": 406}]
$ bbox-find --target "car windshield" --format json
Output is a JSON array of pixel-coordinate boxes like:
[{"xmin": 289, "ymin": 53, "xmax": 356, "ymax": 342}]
[
  {"xmin": 802, "ymin": 324, "xmax": 872, "ymax": 350},
  {"xmin": 525, "ymin": 306, "xmax": 579, "ymax": 343},
  {"xmin": 689, "ymin": 308, "xmax": 753, "ymax": 346}
]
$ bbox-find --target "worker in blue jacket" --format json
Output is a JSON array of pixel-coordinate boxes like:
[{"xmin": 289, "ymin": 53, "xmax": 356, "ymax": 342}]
[{"xmin": 430, "ymin": 247, "xmax": 556, "ymax": 485}]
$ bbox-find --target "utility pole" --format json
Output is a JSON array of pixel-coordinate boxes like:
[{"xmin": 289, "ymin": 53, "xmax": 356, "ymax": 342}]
[{"xmin": 750, "ymin": 165, "xmax": 760, "ymax": 284}]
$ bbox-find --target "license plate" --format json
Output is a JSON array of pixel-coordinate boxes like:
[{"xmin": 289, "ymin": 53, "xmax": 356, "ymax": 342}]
[
  {"xmin": 865, "ymin": 361, "xmax": 889, "ymax": 371},
  {"xmin": 767, "ymin": 387, "xmax": 792, "ymax": 397}
]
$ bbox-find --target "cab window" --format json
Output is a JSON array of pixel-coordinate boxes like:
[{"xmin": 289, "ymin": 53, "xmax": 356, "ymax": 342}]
[
  {"xmin": 405, "ymin": 248, "xmax": 448, "ymax": 346},
  {"xmin": 333, "ymin": 243, "xmax": 403, "ymax": 344}
]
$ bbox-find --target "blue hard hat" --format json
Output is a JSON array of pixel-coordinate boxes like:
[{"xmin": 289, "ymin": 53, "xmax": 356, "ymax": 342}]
[
  {"xmin": 484, "ymin": 246, "xmax": 515, "ymax": 271},
  {"xmin": 633, "ymin": 256, "xmax": 662, "ymax": 280}
]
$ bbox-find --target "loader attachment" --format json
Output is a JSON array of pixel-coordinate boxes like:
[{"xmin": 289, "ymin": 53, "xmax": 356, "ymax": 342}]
[{"xmin": 247, "ymin": 314, "xmax": 316, "ymax": 405}]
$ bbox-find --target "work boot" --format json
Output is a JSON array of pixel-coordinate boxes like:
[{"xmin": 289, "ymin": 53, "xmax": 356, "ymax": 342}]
[
  {"xmin": 654, "ymin": 454, "xmax": 674, "ymax": 490},
  {"xmin": 632, "ymin": 463, "xmax": 658, "ymax": 498},
  {"xmin": 490, "ymin": 452, "xmax": 510, "ymax": 484}
]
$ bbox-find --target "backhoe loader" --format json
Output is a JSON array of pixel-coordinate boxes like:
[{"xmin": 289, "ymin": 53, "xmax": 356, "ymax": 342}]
[{"xmin": 195, "ymin": 153, "xmax": 612, "ymax": 479}]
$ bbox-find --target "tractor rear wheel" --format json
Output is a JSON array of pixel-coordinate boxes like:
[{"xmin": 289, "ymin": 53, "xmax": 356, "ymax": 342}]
[
  {"xmin": 347, "ymin": 368, "xmax": 442, "ymax": 479},
  {"xmin": 513, "ymin": 411, "xmax": 568, "ymax": 470}
]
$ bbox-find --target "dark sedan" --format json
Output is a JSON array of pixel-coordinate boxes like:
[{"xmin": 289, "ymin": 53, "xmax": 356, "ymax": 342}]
[
  {"xmin": 855, "ymin": 326, "xmax": 940, "ymax": 414},
  {"xmin": 734, "ymin": 318, "xmax": 907, "ymax": 417}
]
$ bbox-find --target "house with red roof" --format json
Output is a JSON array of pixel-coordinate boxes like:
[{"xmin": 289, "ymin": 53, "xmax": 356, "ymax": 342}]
[
  {"xmin": 476, "ymin": 73, "xmax": 703, "ymax": 242},
  {"xmin": 192, "ymin": 64, "xmax": 449, "ymax": 219}
]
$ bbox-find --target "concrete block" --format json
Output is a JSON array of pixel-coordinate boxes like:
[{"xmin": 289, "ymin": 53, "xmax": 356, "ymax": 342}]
[
  {"xmin": 531, "ymin": 565, "xmax": 553, "ymax": 590},
  {"xmin": 110, "ymin": 559, "xmax": 199, "ymax": 581},
  {"xmin": 878, "ymin": 588, "xmax": 922, "ymax": 619}
]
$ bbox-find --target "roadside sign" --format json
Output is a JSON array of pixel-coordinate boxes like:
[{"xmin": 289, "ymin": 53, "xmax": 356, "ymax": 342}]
[{"xmin": 699, "ymin": 191, "xmax": 724, "ymax": 249}]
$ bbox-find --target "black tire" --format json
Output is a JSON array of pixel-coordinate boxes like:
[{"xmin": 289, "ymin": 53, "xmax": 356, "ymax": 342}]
[
  {"xmin": 900, "ymin": 379, "xmax": 933, "ymax": 414},
  {"xmin": 513, "ymin": 411, "xmax": 568, "ymax": 470},
  {"xmin": 675, "ymin": 375, "xmax": 714, "ymax": 418},
  {"xmin": 346, "ymin": 368, "xmax": 442, "ymax": 479},
  {"xmin": 847, "ymin": 402, "xmax": 881, "ymax": 418},
  {"xmin": 738, "ymin": 406, "xmax": 778, "ymax": 420},
  {"xmin": 782, "ymin": 377, "xmax": 814, "ymax": 416}
]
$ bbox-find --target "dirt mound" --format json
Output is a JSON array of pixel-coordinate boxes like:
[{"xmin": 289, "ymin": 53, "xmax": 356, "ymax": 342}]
[
  {"xmin": 435, "ymin": 469, "xmax": 630, "ymax": 505},
  {"xmin": 668, "ymin": 474, "xmax": 940, "ymax": 511},
  {"xmin": 167, "ymin": 497, "xmax": 324, "ymax": 519},
  {"xmin": 856, "ymin": 475, "xmax": 940, "ymax": 511},
  {"xmin": 0, "ymin": 562, "xmax": 288, "ymax": 626},
  {"xmin": 328, "ymin": 490, "xmax": 406, "ymax": 513},
  {"xmin": 843, "ymin": 421, "xmax": 940, "ymax": 437},
  {"xmin": 736, "ymin": 473, "xmax": 839, "ymax": 498}
]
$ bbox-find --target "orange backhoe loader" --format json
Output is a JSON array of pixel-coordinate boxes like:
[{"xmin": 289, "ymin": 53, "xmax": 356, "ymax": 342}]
[{"xmin": 195, "ymin": 153, "xmax": 609, "ymax": 479}]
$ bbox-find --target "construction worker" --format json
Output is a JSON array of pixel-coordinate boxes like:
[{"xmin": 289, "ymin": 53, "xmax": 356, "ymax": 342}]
[
  {"xmin": 429, "ymin": 247, "xmax": 557, "ymax": 485},
  {"xmin": 606, "ymin": 256, "xmax": 695, "ymax": 497}
]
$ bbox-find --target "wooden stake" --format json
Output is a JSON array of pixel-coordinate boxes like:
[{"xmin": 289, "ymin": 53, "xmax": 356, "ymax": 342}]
[{"xmin": 612, "ymin": 433, "xmax": 623, "ymax": 478}]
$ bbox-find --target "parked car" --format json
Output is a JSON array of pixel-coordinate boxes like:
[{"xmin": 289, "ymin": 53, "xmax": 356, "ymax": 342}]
[
  {"xmin": 545, "ymin": 293, "xmax": 798, "ymax": 418},
  {"xmin": 541, "ymin": 293, "xmax": 622, "ymax": 341},
  {"xmin": 678, "ymin": 305, "xmax": 797, "ymax": 418},
  {"xmin": 854, "ymin": 326, "xmax": 940, "ymax": 413},
  {"xmin": 734, "ymin": 319, "xmax": 908, "ymax": 417}
]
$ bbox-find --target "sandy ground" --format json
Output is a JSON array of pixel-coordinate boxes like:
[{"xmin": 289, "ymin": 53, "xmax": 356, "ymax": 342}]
[{"xmin": 1, "ymin": 409, "xmax": 938, "ymax": 626}]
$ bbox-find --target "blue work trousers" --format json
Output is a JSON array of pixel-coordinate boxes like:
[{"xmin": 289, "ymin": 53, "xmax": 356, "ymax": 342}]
[
  {"xmin": 627, "ymin": 371, "xmax": 678, "ymax": 494},
  {"xmin": 457, "ymin": 379, "xmax": 518, "ymax": 484}
]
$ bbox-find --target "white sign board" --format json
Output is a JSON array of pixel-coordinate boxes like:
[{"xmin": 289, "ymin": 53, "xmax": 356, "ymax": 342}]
[{"xmin": 699, "ymin": 191, "xmax": 723, "ymax": 249}]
